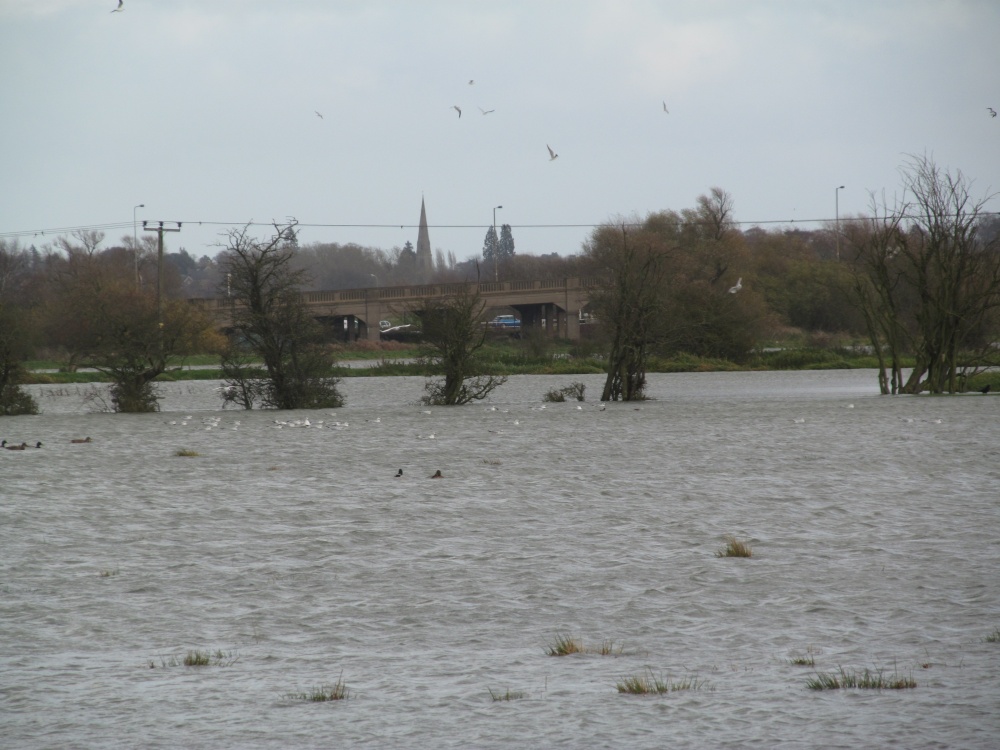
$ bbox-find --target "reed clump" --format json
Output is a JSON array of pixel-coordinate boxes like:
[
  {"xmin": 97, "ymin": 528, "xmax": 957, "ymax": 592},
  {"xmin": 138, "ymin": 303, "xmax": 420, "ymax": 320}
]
[
  {"xmin": 616, "ymin": 669, "xmax": 707, "ymax": 695},
  {"xmin": 806, "ymin": 666, "xmax": 916, "ymax": 691},
  {"xmin": 488, "ymin": 687, "xmax": 526, "ymax": 702},
  {"xmin": 715, "ymin": 534, "xmax": 753, "ymax": 558},
  {"xmin": 984, "ymin": 627, "xmax": 1000, "ymax": 643},
  {"xmin": 175, "ymin": 448, "xmax": 199, "ymax": 457}
]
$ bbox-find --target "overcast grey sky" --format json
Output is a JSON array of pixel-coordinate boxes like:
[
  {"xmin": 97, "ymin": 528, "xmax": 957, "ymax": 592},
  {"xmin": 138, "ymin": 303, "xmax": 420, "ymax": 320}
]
[{"xmin": 1, "ymin": 0, "xmax": 998, "ymax": 263}]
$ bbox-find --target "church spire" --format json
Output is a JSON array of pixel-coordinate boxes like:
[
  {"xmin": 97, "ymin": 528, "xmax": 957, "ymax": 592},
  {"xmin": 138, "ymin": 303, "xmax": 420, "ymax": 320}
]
[{"xmin": 416, "ymin": 196, "xmax": 433, "ymax": 273}]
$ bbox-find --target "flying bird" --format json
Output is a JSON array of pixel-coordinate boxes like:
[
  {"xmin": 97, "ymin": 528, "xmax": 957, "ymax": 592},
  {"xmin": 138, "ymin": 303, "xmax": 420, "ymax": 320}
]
[
  {"xmin": 111, "ymin": 0, "xmax": 123, "ymax": 11},
  {"xmin": 728, "ymin": 277, "xmax": 743, "ymax": 294},
  {"xmin": 547, "ymin": 144, "xmax": 558, "ymax": 161},
  {"xmin": 478, "ymin": 107, "xmax": 495, "ymax": 115},
  {"xmin": 468, "ymin": 79, "xmax": 475, "ymax": 85},
  {"xmin": 663, "ymin": 101, "xmax": 669, "ymax": 113},
  {"xmin": 989, "ymin": 107, "xmax": 997, "ymax": 118},
  {"xmin": 453, "ymin": 105, "xmax": 462, "ymax": 118},
  {"xmin": 314, "ymin": 111, "xmax": 323, "ymax": 119}
]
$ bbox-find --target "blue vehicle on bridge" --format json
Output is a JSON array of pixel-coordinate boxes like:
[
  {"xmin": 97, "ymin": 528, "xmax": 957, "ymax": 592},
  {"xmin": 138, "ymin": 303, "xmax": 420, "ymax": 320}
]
[{"xmin": 487, "ymin": 314, "xmax": 520, "ymax": 330}]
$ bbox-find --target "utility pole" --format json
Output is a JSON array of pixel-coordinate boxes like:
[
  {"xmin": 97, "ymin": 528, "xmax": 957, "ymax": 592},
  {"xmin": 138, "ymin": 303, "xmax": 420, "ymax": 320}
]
[{"xmin": 142, "ymin": 220, "xmax": 181, "ymax": 357}]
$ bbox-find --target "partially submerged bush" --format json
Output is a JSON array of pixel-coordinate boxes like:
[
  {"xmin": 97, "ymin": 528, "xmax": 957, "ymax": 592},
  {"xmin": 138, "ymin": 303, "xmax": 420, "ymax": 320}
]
[
  {"xmin": 0, "ymin": 383, "xmax": 39, "ymax": 416},
  {"xmin": 543, "ymin": 382, "xmax": 586, "ymax": 402}
]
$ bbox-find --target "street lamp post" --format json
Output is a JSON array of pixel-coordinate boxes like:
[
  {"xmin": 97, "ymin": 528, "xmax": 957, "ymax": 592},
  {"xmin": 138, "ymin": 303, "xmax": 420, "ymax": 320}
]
[
  {"xmin": 492, "ymin": 205, "xmax": 503, "ymax": 281},
  {"xmin": 835, "ymin": 186, "xmax": 844, "ymax": 261},
  {"xmin": 369, "ymin": 273, "xmax": 379, "ymax": 338},
  {"xmin": 133, "ymin": 203, "xmax": 144, "ymax": 289}
]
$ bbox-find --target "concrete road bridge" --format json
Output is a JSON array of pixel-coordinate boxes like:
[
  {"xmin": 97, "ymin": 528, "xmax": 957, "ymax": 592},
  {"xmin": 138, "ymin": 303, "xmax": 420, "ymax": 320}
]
[{"xmin": 188, "ymin": 276, "xmax": 603, "ymax": 341}]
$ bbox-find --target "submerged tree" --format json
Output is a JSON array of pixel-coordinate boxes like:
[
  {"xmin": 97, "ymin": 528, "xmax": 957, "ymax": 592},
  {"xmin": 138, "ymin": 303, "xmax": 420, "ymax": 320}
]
[
  {"xmin": 847, "ymin": 155, "xmax": 1000, "ymax": 394},
  {"xmin": 418, "ymin": 276, "xmax": 506, "ymax": 405},
  {"xmin": 0, "ymin": 242, "xmax": 38, "ymax": 415},
  {"xmin": 36, "ymin": 234, "xmax": 219, "ymax": 412},
  {"xmin": 220, "ymin": 220, "xmax": 344, "ymax": 410},
  {"xmin": 0, "ymin": 303, "xmax": 38, "ymax": 415},
  {"xmin": 586, "ymin": 223, "xmax": 671, "ymax": 401}
]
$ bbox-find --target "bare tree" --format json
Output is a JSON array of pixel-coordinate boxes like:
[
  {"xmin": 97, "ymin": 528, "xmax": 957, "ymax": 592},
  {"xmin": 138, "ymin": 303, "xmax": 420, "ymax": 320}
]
[
  {"xmin": 220, "ymin": 220, "xmax": 344, "ymax": 410},
  {"xmin": 847, "ymin": 155, "xmax": 1000, "ymax": 393}
]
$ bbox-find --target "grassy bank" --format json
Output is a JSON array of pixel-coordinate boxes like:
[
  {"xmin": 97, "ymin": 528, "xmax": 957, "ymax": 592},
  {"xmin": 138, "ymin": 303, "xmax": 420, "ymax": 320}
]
[{"xmin": 21, "ymin": 341, "xmax": 999, "ymax": 391}]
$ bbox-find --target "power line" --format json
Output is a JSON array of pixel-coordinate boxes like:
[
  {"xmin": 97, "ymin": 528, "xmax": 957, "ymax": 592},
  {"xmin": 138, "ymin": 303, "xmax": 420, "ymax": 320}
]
[{"xmin": 2, "ymin": 212, "xmax": 998, "ymax": 242}]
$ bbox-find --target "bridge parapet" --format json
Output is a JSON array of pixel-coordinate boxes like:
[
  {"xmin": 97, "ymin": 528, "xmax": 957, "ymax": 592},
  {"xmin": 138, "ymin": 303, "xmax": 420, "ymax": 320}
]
[{"xmin": 188, "ymin": 276, "xmax": 605, "ymax": 340}]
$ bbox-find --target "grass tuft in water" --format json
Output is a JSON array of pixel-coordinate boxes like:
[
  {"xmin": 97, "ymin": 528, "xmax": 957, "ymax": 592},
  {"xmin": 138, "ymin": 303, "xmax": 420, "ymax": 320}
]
[
  {"xmin": 546, "ymin": 633, "xmax": 584, "ymax": 656},
  {"xmin": 789, "ymin": 648, "xmax": 816, "ymax": 666},
  {"xmin": 984, "ymin": 628, "xmax": 1000, "ymax": 643},
  {"xmin": 181, "ymin": 649, "xmax": 240, "ymax": 667},
  {"xmin": 175, "ymin": 449, "xmax": 200, "ymax": 457},
  {"xmin": 715, "ymin": 534, "xmax": 753, "ymax": 558},
  {"xmin": 595, "ymin": 639, "xmax": 625, "ymax": 656},
  {"xmin": 287, "ymin": 675, "xmax": 349, "ymax": 701},
  {"xmin": 616, "ymin": 669, "xmax": 707, "ymax": 694},
  {"xmin": 806, "ymin": 665, "xmax": 916, "ymax": 691},
  {"xmin": 98, "ymin": 568, "xmax": 119, "ymax": 578},
  {"xmin": 546, "ymin": 634, "xmax": 626, "ymax": 656},
  {"xmin": 488, "ymin": 687, "xmax": 526, "ymax": 701}
]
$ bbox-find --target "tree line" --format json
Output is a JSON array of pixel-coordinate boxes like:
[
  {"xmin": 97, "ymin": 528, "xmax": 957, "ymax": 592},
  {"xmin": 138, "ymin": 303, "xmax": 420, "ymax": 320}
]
[{"xmin": 2, "ymin": 154, "xmax": 997, "ymax": 414}]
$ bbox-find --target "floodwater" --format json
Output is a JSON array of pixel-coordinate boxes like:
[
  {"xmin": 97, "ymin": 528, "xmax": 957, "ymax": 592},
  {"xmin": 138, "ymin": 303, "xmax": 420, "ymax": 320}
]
[{"xmin": 1, "ymin": 371, "xmax": 998, "ymax": 749}]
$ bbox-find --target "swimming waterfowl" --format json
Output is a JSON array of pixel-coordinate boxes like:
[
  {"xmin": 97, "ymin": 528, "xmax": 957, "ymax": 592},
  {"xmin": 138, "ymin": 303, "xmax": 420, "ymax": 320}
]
[
  {"xmin": 3, "ymin": 441, "xmax": 27, "ymax": 450},
  {"xmin": 71, "ymin": 437, "xmax": 93, "ymax": 443},
  {"xmin": 431, "ymin": 470, "xmax": 443, "ymax": 478},
  {"xmin": 395, "ymin": 469, "xmax": 403, "ymax": 477}
]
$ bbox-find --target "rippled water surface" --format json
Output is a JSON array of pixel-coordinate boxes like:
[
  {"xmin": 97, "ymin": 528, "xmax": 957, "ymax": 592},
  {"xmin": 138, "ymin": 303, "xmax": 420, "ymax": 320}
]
[{"xmin": 2, "ymin": 371, "xmax": 999, "ymax": 749}]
